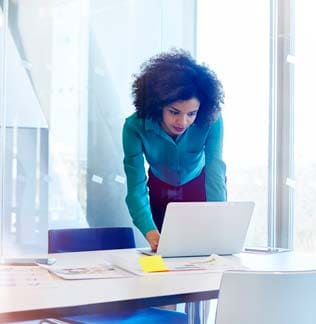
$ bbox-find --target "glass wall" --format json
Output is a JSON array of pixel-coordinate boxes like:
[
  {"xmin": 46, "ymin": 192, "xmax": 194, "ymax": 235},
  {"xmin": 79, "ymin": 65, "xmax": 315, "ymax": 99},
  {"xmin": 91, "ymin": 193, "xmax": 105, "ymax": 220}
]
[
  {"xmin": 197, "ymin": 0, "xmax": 270, "ymax": 247},
  {"xmin": 294, "ymin": 1, "xmax": 316, "ymax": 252},
  {"xmin": 0, "ymin": 0, "xmax": 195, "ymax": 256}
]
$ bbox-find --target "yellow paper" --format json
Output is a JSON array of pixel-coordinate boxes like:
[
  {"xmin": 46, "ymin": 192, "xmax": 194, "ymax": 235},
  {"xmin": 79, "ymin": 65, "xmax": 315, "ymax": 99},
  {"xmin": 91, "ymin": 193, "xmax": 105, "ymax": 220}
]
[{"xmin": 138, "ymin": 255, "xmax": 168, "ymax": 272}]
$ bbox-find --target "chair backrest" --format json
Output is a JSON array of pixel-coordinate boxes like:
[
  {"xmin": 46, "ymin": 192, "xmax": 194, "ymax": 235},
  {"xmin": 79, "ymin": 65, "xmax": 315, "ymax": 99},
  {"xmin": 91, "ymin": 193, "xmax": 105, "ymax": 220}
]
[
  {"xmin": 48, "ymin": 227, "xmax": 136, "ymax": 253},
  {"xmin": 215, "ymin": 270, "xmax": 316, "ymax": 324}
]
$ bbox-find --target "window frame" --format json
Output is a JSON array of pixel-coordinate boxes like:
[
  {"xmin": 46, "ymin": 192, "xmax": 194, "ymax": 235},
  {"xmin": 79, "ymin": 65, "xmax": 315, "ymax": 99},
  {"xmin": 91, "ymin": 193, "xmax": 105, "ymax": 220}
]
[{"xmin": 268, "ymin": 0, "xmax": 295, "ymax": 249}]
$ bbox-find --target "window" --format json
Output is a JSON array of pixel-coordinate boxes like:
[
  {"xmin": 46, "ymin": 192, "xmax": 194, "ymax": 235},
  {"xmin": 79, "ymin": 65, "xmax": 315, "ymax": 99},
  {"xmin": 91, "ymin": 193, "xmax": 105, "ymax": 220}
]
[
  {"xmin": 294, "ymin": 1, "xmax": 316, "ymax": 252},
  {"xmin": 0, "ymin": 0, "xmax": 195, "ymax": 256},
  {"xmin": 197, "ymin": 0, "xmax": 270, "ymax": 247}
]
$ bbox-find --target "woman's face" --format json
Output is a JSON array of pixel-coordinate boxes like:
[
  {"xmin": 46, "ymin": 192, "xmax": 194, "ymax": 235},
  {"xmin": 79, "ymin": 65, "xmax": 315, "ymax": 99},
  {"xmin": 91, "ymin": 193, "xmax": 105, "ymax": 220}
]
[{"xmin": 161, "ymin": 97, "xmax": 200, "ymax": 136}]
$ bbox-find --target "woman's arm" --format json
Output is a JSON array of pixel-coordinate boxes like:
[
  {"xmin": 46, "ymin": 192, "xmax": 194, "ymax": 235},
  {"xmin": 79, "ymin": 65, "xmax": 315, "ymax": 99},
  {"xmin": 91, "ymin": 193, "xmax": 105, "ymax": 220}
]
[
  {"xmin": 122, "ymin": 119, "xmax": 158, "ymax": 237},
  {"xmin": 204, "ymin": 114, "xmax": 227, "ymax": 201}
]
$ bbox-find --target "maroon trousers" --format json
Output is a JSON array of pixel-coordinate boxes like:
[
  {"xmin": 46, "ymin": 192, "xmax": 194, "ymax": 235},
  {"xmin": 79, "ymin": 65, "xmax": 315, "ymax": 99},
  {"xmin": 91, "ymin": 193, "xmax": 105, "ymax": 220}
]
[{"xmin": 147, "ymin": 169, "xmax": 206, "ymax": 232}]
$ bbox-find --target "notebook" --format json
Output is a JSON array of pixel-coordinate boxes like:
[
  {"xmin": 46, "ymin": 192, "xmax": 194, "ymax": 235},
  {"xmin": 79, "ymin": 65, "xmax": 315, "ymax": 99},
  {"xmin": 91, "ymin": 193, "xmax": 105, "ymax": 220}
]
[{"xmin": 141, "ymin": 201, "xmax": 254, "ymax": 257}]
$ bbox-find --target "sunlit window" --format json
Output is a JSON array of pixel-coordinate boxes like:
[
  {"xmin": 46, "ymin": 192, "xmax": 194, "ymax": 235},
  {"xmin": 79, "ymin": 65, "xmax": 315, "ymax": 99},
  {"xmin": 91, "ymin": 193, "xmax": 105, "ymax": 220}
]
[
  {"xmin": 294, "ymin": 1, "xmax": 316, "ymax": 252},
  {"xmin": 197, "ymin": 0, "xmax": 270, "ymax": 246}
]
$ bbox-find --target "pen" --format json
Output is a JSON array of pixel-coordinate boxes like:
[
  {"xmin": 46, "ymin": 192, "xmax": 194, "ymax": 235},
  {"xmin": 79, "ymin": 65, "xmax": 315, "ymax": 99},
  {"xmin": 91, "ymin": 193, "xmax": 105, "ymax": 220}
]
[
  {"xmin": 170, "ymin": 267, "xmax": 204, "ymax": 272},
  {"xmin": 188, "ymin": 257, "xmax": 216, "ymax": 265},
  {"xmin": 244, "ymin": 247, "xmax": 279, "ymax": 253},
  {"xmin": 174, "ymin": 265, "xmax": 200, "ymax": 269}
]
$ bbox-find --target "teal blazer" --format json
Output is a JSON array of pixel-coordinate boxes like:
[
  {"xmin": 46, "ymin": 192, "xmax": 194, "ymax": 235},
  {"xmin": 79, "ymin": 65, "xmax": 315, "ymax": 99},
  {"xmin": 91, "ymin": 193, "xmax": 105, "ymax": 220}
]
[{"xmin": 122, "ymin": 112, "xmax": 227, "ymax": 236}]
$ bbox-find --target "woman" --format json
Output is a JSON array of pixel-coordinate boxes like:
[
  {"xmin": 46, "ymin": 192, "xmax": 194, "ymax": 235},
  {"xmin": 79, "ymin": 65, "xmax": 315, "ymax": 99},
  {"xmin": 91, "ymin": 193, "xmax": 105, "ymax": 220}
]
[{"xmin": 122, "ymin": 49, "xmax": 227, "ymax": 251}]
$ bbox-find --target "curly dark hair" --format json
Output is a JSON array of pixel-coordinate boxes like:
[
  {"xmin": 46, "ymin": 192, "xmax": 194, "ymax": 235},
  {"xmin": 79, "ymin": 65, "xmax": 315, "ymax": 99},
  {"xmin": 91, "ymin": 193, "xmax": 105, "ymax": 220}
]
[{"xmin": 131, "ymin": 49, "xmax": 224, "ymax": 126}]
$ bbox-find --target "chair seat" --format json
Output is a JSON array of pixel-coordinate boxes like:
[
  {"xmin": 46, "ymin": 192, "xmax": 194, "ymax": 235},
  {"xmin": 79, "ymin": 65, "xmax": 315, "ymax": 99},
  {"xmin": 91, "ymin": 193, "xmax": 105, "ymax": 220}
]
[{"xmin": 62, "ymin": 307, "xmax": 187, "ymax": 323}]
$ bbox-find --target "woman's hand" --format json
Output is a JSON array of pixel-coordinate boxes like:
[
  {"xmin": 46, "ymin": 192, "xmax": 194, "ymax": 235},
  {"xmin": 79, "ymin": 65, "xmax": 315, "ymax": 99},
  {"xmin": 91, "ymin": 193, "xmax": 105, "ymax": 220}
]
[{"xmin": 145, "ymin": 230, "xmax": 160, "ymax": 252}]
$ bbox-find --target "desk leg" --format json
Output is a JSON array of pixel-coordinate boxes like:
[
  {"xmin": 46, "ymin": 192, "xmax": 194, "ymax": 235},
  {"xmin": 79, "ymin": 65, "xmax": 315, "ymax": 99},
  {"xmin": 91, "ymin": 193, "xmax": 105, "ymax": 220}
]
[
  {"xmin": 186, "ymin": 301, "xmax": 196, "ymax": 324},
  {"xmin": 201, "ymin": 300, "xmax": 209, "ymax": 324},
  {"xmin": 187, "ymin": 300, "xmax": 208, "ymax": 324}
]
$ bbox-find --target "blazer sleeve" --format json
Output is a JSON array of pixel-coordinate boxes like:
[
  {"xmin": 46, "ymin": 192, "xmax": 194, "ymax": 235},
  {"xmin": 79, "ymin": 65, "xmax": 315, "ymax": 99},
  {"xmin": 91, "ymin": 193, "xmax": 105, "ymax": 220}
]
[
  {"xmin": 204, "ymin": 114, "xmax": 227, "ymax": 201},
  {"xmin": 122, "ymin": 120, "xmax": 157, "ymax": 236}
]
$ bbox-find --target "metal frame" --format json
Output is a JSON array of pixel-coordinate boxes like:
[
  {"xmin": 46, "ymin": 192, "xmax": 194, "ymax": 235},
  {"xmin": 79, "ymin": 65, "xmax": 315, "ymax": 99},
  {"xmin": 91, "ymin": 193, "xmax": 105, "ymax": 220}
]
[{"xmin": 268, "ymin": 0, "xmax": 295, "ymax": 249}]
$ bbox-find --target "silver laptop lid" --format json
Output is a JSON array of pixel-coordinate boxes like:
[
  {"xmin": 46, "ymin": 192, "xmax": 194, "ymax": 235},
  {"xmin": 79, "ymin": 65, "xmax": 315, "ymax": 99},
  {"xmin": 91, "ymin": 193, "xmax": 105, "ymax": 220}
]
[{"xmin": 157, "ymin": 201, "xmax": 255, "ymax": 257}]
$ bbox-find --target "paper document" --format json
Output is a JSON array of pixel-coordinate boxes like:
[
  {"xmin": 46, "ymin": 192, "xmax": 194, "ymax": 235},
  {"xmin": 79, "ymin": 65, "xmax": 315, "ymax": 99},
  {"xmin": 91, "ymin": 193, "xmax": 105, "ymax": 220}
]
[
  {"xmin": 165, "ymin": 254, "xmax": 246, "ymax": 273},
  {"xmin": 0, "ymin": 265, "xmax": 57, "ymax": 288},
  {"xmin": 40, "ymin": 263, "xmax": 132, "ymax": 280}
]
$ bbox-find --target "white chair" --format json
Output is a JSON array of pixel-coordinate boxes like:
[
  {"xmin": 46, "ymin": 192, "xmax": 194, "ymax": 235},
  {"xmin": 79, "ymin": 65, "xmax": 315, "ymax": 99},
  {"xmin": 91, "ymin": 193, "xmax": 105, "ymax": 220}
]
[{"xmin": 215, "ymin": 270, "xmax": 316, "ymax": 324}]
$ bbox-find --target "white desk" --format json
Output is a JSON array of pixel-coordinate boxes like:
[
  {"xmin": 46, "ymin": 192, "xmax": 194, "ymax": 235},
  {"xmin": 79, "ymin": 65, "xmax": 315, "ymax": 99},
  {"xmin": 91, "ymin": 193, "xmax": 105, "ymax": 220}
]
[{"xmin": 1, "ymin": 250, "xmax": 316, "ymax": 323}]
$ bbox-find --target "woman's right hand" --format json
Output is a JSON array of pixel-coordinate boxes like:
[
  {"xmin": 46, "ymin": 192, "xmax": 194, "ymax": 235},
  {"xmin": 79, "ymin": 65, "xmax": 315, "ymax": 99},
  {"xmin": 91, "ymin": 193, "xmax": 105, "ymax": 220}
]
[{"xmin": 145, "ymin": 230, "xmax": 160, "ymax": 252}]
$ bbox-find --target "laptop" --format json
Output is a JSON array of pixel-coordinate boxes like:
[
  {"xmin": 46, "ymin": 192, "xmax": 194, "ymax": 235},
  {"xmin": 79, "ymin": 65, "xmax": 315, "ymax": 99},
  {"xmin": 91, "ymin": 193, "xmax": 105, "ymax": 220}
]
[{"xmin": 142, "ymin": 201, "xmax": 254, "ymax": 257}]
